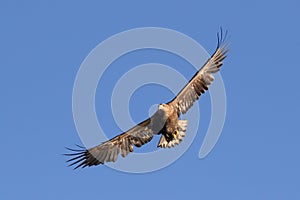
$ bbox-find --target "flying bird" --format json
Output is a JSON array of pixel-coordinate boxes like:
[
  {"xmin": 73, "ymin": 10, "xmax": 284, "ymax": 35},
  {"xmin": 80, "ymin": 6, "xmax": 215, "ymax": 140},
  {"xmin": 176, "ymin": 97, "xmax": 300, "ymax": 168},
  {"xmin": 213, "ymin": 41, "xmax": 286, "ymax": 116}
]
[{"xmin": 66, "ymin": 29, "xmax": 229, "ymax": 169}]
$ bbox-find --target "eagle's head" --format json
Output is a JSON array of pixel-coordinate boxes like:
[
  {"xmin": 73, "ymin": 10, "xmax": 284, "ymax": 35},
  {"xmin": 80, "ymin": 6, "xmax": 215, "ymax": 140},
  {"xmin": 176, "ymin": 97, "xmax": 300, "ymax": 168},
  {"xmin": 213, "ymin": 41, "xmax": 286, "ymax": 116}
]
[
  {"xmin": 158, "ymin": 103, "xmax": 167, "ymax": 110},
  {"xmin": 158, "ymin": 103, "xmax": 175, "ymax": 117}
]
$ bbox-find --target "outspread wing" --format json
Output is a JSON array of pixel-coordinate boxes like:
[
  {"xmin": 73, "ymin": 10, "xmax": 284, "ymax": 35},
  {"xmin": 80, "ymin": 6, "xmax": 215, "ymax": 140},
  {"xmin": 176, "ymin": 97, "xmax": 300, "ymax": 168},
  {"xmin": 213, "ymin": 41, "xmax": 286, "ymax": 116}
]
[
  {"xmin": 168, "ymin": 29, "xmax": 229, "ymax": 114},
  {"xmin": 65, "ymin": 110, "xmax": 165, "ymax": 169}
]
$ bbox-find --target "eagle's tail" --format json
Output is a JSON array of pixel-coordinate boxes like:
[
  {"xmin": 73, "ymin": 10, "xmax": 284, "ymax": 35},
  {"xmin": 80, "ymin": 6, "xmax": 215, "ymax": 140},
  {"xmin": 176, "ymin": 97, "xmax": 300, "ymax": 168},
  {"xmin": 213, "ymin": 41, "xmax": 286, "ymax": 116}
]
[{"xmin": 157, "ymin": 120, "xmax": 188, "ymax": 148}]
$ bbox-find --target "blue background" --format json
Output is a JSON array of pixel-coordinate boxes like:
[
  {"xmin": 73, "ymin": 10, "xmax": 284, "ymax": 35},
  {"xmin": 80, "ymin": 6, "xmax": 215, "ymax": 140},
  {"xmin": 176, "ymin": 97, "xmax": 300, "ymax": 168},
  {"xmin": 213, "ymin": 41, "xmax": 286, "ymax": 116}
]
[{"xmin": 1, "ymin": 1, "xmax": 299, "ymax": 199}]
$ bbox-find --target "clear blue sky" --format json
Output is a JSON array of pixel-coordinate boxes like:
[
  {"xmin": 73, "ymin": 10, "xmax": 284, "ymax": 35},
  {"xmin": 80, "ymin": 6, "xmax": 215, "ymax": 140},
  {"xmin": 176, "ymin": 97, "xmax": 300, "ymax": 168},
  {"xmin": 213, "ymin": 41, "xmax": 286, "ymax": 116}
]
[{"xmin": 1, "ymin": 1, "xmax": 300, "ymax": 199}]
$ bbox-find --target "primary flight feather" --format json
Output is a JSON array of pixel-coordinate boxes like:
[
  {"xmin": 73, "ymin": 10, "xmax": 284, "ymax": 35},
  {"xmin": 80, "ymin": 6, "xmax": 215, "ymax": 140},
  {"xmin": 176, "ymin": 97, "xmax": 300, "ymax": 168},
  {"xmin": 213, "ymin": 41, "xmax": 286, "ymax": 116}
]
[{"xmin": 65, "ymin": 29, "xmax": 229, "ymax": 169}]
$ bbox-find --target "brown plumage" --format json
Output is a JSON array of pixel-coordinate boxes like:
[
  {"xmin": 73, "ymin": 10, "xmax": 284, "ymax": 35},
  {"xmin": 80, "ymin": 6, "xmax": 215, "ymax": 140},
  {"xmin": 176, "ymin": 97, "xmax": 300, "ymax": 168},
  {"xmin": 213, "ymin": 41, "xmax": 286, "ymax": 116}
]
[{"xmin": 65, "ymin": 29, "xmax": 229, "ymax": 169}]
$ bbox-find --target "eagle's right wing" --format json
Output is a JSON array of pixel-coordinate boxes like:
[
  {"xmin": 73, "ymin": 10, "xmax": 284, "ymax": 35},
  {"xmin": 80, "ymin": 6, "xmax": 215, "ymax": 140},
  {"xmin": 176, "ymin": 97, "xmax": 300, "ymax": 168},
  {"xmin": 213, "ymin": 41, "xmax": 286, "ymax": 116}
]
[{"xmin": 65, "ymin": 110, "xmax": 165, "ymax": 169}]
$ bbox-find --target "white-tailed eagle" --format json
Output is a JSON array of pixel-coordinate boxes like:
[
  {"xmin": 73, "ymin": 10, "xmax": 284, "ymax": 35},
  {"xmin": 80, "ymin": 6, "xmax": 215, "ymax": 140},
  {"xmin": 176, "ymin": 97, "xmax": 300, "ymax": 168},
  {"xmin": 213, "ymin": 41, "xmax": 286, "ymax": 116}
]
[{"xmin": 66, "ymin": 29, "xmax": 229, "ymax": 169}]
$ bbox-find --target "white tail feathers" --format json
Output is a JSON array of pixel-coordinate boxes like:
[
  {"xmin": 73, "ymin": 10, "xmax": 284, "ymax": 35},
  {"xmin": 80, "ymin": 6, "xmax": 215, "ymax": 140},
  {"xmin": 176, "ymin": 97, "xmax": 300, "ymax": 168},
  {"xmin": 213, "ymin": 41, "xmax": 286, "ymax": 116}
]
[{"xmin": 157, "ymin": 120, "xmax": 188, "ymax": 148}]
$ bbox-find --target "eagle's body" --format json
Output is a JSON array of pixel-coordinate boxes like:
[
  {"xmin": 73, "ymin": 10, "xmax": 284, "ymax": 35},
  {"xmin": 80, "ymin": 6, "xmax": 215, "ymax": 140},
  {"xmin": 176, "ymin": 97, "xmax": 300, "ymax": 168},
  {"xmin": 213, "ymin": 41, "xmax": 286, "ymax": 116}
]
[
  {"xmin": 66, "ymin": 29, "xmax": 229, "ymax": 169},
  {"xmin": 156, "ymin": 103, "xmax": 185, "ymax": 148}
]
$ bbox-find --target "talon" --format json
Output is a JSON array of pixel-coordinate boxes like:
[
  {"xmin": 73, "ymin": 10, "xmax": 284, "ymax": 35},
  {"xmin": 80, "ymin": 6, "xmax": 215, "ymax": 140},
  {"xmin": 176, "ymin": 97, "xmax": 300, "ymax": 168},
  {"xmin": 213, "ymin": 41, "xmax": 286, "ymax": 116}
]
[{"xmin": 172, "ymin": 130, "xmax": 178, "ymax": 139}]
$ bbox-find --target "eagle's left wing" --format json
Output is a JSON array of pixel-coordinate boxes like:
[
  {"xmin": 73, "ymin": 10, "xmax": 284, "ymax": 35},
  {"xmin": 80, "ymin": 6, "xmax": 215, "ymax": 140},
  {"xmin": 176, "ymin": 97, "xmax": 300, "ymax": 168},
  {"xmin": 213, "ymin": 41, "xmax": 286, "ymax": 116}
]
[{"xmin": 168, "ymin": 29, "xmax": 229, "ymax": 114}]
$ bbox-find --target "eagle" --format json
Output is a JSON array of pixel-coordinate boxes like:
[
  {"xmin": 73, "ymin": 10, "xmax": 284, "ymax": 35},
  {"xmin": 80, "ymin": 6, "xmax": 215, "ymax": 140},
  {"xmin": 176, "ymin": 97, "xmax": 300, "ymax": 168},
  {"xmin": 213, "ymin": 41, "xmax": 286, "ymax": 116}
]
[{"xmin": 66, "ymin": 29, "xmax": 229, "ymax": 169}]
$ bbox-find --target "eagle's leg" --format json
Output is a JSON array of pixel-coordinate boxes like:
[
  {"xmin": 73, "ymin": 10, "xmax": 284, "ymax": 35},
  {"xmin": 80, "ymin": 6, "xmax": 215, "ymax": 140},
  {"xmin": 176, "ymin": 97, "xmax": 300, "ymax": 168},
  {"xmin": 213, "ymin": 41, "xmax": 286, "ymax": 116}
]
[
  {"xmin": 157, "ymin": 120, "xmax": 188, "ymax": 148},
  {"xmin": 172, "ymin": 130, "xmax": 178, "ymax": 140}
]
